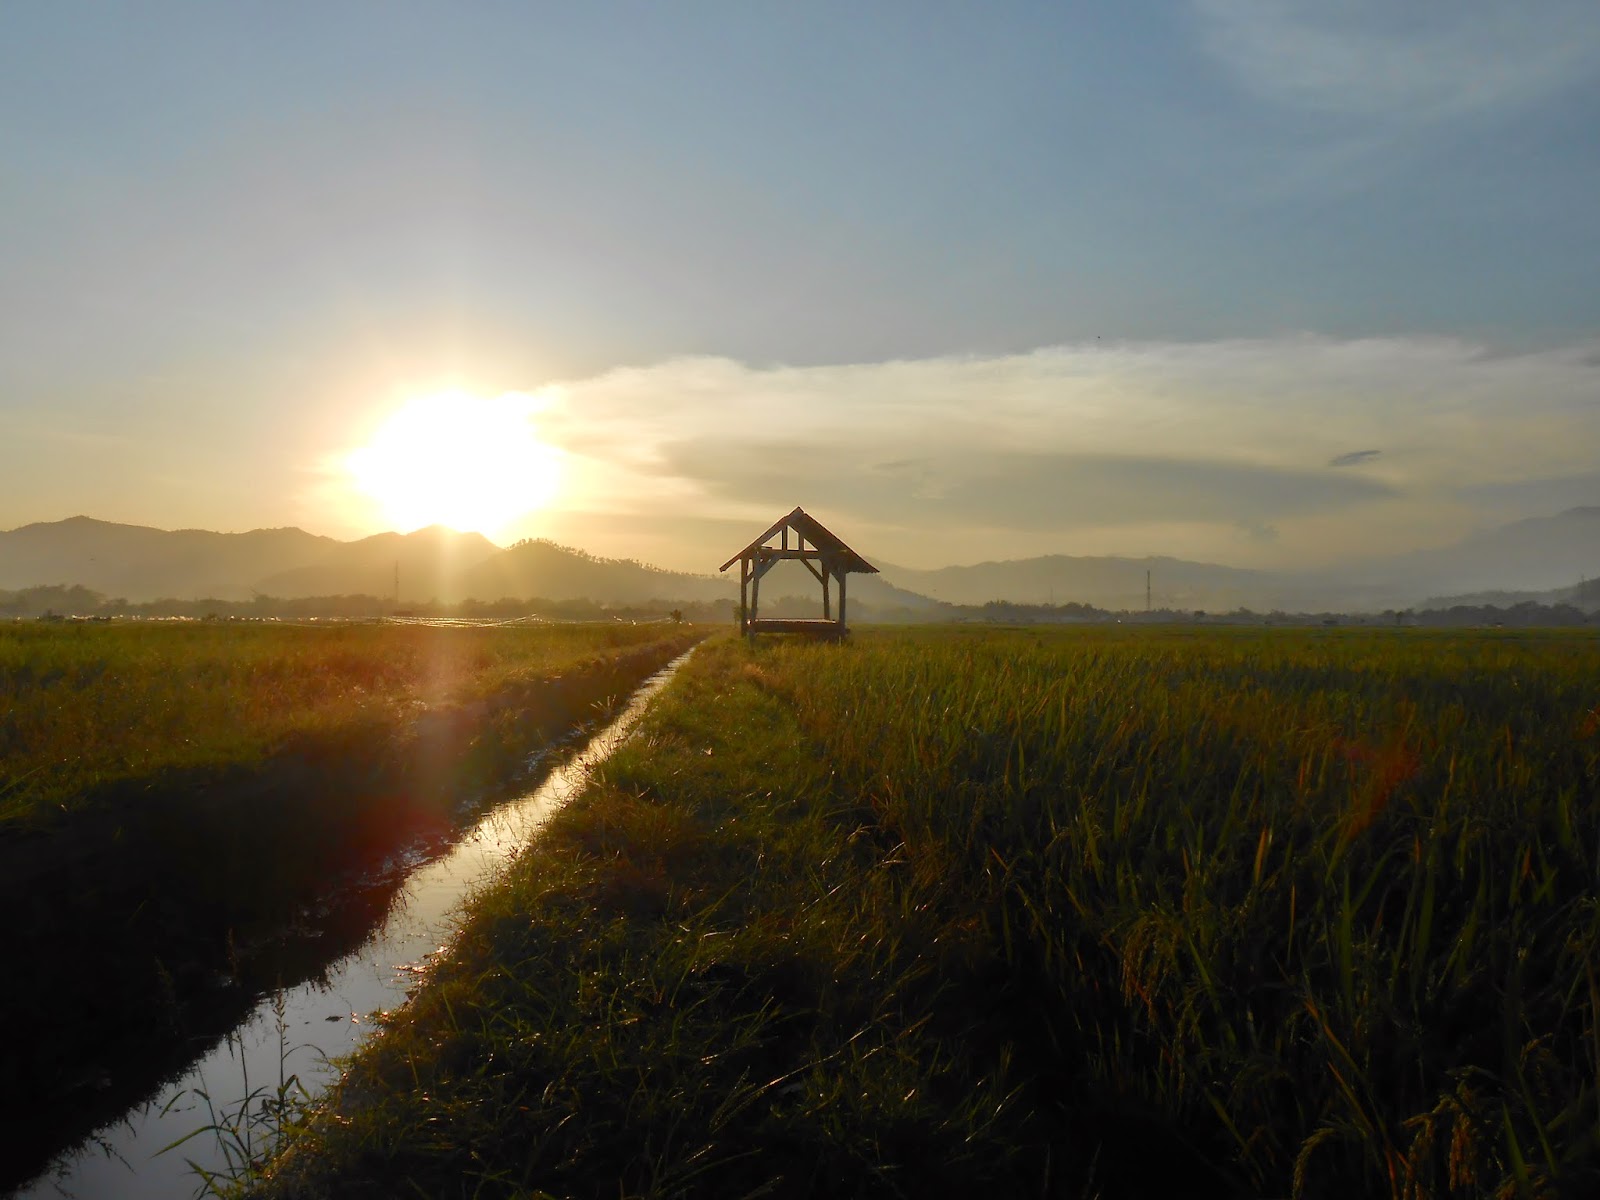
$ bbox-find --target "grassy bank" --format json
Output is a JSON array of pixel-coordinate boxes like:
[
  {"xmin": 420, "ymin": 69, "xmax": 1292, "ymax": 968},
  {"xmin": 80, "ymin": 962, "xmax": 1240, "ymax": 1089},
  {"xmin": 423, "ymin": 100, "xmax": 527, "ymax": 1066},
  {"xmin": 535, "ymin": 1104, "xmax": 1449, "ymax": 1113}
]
[
  {"xmin": 257, "ymin": 627, "xmax": 1599, "ymax": 1199},
  {"xmin": 1, "ymin": 622, "xmax": 704, "ymax": 1192}
]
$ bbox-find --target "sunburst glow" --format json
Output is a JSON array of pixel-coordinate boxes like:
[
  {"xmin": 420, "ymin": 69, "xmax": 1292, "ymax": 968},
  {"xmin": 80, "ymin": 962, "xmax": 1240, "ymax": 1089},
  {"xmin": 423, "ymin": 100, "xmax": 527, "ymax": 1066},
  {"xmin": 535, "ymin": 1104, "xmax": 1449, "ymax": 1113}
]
[{"xmin": 345, "ymin": 390, "xmax": 563, "ymax": 536}]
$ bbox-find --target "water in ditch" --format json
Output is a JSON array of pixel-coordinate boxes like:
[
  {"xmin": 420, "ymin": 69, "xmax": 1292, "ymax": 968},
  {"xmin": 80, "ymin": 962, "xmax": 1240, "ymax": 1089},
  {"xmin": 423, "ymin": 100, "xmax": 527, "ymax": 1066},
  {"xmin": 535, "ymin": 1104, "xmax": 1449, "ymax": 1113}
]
[{"xmin": 17, "ymin": 648, "xmax": 695, "ymax": 1200}]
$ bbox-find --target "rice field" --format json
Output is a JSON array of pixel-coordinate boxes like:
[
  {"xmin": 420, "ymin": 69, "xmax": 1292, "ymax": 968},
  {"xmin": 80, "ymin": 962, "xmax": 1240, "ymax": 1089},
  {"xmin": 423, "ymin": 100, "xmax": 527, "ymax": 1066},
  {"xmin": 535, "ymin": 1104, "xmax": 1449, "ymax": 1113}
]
[
  {"xmin": 0, "ymin": 620, "xmax": 679, "ymax": 828},
  {"xmin": 777, "ymin": 627, "xmax": 1600, "ymax": 1195},
  {"xmin": 250, "ymin": 626, "xmax": 1600, "ymax": 1198},
  {"xmin": 0, "ymin": 620, "xmax": 705, "ymax": 1193}
]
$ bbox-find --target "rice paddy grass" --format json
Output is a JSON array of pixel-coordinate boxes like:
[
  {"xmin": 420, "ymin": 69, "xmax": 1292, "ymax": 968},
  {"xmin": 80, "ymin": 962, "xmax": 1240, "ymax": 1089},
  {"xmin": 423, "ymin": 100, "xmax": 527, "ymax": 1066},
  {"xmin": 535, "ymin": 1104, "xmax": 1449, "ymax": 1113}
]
[
  {"xmin": 255, "ymin": 626, "xmax": 1598, "ymax": 1198},
  {"xmin": 0, "ymin": 620, "xmax": 685, "ymax": 829}
]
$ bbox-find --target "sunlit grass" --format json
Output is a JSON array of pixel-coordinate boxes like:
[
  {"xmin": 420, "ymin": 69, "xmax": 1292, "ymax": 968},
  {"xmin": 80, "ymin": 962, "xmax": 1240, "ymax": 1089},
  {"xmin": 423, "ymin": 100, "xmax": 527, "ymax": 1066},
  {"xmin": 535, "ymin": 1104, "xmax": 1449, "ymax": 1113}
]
[
  {"xmin": 774, "ymin": 626, "xmax": 1600, "ymax": 1196},
  {"xmin": 0, "ymin": 621, "xmax": 676, "ymax": 827}
]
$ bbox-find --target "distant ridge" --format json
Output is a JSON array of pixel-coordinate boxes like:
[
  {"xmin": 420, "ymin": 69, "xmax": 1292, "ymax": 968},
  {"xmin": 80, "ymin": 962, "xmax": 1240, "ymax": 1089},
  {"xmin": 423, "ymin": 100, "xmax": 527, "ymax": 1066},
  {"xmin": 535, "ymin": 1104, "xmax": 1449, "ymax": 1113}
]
[
  {"xmin": 4, "ymin": 504, "xmax": 1598, "ymax": 610},
  {"xmin": 461, "ymin": 539, "xmax": 733, "ymax": 605},
  {"xmin": 256, "ymin": 527, "xmax": 501, "ymax": 602},
  {"xmin": 875, "ymin": 552, "xmax": 1275, "ymax": 611},
  {"xmin": 873, "ymin": 505, "xmax": 1600, "ymax": 611},
  {"xmin": 0, "ymin": 517, "xmax": 337, "ymax": 601},
  {"xmin": 1423, "ymin": 576, "xmax": 1600, "ymax": 614},
  {"xmin": 0, "ymin": 517, "xmax": 948, "ymax": 610},
  {"xmin": 0, "ymin": 517, "xmax": 494, "ymax": 603},
  {"xmin": 1360, "ymin": 506, "xmax": 1600, "ymax": 594}
]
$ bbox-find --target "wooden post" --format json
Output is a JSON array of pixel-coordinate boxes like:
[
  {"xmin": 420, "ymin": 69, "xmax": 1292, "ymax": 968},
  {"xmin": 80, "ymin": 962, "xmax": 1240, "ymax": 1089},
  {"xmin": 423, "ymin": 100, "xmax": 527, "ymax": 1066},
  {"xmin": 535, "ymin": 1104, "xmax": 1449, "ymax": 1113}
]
[
  {"xmin": 822, "ymin": 562, "xmax": 831, "ymax": 621},
  {"xmin": 750, "ymin": 553, "xmax": 761, "ymax": 628},
  {"xmin": 838, "ymin": 569, "xmax": 847, "ymax": 633},
  {"xmin": 739, "ymin": 557, "xmax": 749, "ymax": 633}
]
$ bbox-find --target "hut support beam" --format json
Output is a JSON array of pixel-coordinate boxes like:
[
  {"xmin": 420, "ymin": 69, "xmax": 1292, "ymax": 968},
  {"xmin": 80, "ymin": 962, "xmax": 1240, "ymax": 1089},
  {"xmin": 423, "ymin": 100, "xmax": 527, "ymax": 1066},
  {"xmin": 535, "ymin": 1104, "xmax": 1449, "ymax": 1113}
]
[{"xmin": 739, "ymin": 558, "xmax": 750, "ymax": 634}]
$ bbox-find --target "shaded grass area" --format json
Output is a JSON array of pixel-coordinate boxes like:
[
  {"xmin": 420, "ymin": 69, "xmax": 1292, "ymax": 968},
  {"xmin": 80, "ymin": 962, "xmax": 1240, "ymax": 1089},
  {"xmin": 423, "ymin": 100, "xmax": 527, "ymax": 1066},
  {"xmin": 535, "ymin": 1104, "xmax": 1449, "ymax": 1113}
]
[
  {"xmin": 1, "ymin": 624, "xmax": 703, "ymax": 1193},
  {"xmin": 258, "ymin": 627, "xmax": 1600, "ymax": 1199}
]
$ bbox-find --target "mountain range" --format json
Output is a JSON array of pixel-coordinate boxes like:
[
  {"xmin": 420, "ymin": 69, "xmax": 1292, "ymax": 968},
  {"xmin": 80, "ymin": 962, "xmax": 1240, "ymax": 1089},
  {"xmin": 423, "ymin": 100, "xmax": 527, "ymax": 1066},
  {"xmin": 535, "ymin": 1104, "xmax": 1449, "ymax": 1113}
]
[
  {"xmin": 878, "ymin": 507, "xmax": 1600, "ymax": 612},
  {"xmin": 1354, "ymin": 507, "xmax": 1600, "ymax": 596},
  {"xmin": 3, "ymin": 508, "xmax": 1599, "ymax": 613}
]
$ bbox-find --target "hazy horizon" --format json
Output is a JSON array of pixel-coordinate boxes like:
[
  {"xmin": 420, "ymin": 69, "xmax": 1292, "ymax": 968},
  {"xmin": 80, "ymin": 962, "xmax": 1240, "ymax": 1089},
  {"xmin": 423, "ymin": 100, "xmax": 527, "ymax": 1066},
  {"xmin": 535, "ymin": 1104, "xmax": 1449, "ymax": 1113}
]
[{"xmin": 4, "ymin": 4, "xmax": 1598, "ymax": 576}]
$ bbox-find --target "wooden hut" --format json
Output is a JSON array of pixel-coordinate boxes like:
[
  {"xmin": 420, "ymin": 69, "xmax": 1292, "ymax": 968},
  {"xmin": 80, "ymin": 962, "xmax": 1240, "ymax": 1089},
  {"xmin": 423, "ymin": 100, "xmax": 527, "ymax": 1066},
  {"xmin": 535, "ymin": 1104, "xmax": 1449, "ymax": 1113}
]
[{"xmin": 720, "ymin": 507, "xmax": 877, "ymax": 640}]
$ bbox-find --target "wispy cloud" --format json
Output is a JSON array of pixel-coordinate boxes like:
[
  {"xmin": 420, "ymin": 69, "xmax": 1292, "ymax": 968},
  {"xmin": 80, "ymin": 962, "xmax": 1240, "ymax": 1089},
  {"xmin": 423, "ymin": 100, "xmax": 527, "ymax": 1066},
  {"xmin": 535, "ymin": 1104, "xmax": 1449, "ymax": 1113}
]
[
  {"xmin": 1193, "ymin": 1, "xmax": 1600, "ymax": 122},
  {"xmin": 522, "ymin": 336, "xmax": 1600, "ymax": 570},
  {"xmin": 1330, "ymin": 449, "xmax": 1382, "ymax": 468},
  {"xmin": 657, "ymin": 443, "xmax": 1394, "ymax": 533}
]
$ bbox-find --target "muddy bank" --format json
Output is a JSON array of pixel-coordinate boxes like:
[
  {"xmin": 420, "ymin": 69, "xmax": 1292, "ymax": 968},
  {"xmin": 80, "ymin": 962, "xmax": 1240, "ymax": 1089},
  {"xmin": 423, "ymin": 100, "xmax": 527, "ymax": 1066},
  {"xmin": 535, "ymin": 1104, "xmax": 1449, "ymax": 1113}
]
[{"xmin": 0, "ymin": 632, "xmax": 703, "ymax": 1193}]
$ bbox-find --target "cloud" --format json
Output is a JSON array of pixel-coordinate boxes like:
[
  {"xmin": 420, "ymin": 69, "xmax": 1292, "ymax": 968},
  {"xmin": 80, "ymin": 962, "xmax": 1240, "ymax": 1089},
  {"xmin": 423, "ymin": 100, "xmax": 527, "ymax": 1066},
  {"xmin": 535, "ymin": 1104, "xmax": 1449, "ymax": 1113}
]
[
  {"xmin": 1193, "ymin": 1, "xmax": 1600, "ymax": 122},
  {"xmin": 659, "ymin": 443, "xmax": 1394, "ymax": 532},
  {"xmin": 523, "ymin": 335, "xmax": 1600, "ymax": 569},
  {"xmin": 1329, "ymin": 449, "xmax": 1382, "ymax": 467},
  {"xmin": 1456, "ymin": 469, "xmax": 1600, "ymax": 514},
  {"xmin": 1235, "ymin": 519, "xmax": 1280, "ymax": 544}
]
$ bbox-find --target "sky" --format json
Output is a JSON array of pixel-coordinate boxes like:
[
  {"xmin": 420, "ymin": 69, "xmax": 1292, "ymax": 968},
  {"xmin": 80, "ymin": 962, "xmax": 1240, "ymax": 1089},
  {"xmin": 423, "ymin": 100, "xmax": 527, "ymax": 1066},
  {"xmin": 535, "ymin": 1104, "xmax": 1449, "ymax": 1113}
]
[{"xmin": 2, "ymin": 1, "xmax": 1598, "ymax": 572}]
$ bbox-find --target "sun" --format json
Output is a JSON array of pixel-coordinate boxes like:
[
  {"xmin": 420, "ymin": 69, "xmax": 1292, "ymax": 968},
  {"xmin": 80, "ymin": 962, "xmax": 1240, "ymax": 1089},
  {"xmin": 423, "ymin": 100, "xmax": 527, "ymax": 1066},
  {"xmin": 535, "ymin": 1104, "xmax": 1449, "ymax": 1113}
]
[{"xmin": 345, "ymin": 390, "xmax": 563, "ymax": 536}]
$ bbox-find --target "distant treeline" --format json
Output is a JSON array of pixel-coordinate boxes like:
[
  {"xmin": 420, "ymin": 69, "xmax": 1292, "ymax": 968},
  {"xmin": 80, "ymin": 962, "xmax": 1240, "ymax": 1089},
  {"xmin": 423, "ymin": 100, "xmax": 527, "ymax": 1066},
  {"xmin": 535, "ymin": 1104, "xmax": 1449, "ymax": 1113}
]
[
  {"xmin": 949, "ymin": 599, "xmax": 1597, "ymax": 626},
  {"xmin": 1396, "ymin": 600, "xmax": 1596, "ymax": 626},
  {"xmin": 3, "ymin": 582, "xmax": 1594, "ymax": 626},
  {"xmin": 507, "ymin": 536, "xmax": 683, "ymax": 574},
  {"xmin": 0, "ymin": 584, "xmax": 736, "ymax": 623}
]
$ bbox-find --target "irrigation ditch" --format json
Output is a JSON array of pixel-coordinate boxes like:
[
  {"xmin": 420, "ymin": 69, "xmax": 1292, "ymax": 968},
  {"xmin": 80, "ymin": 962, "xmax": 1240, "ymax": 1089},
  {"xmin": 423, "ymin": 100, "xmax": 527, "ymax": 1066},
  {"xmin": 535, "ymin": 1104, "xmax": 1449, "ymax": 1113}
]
[{"xmin": 6, "ymin": 634, "xmax": 704, "ymax": 1199}]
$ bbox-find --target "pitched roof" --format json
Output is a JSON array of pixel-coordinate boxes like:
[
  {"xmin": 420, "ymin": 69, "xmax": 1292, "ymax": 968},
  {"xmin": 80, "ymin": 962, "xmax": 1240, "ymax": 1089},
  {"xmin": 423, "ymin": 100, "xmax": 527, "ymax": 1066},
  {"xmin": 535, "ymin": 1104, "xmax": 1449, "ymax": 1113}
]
[{"xmin": 719, "ymin": 507, "xmax": 878, "ymax": 574}]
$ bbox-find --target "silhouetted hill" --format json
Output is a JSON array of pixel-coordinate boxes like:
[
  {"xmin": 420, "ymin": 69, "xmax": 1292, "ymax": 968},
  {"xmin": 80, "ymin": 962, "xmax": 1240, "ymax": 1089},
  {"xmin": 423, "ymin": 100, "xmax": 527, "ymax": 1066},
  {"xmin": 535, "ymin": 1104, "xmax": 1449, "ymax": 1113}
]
[
  {"xmin": 1424, "ymin": 574, "xmax": 1600, "ymax": 614},
  {"xmin": 459, "ymin": 542, "xmax": 945, "ymax": 611},
  {"xmin": 829, "ymin": 572, "xmax": 945, "ymax": 612},
  {"xmin": 255, "ymin": 526, "xmax": 500, "ymax": 602},
  {"xmin": 459, "ymin": 540, "xmax": 733, "ymax": 605},
  {"xmin": 874, "ymin": 508, "xmax": 1600, "ymax": 611},
  {"xmin": 0, "ymin": 517, "xmax": 334, "ymax": 600},
  {"xmin": 1364, "ymin": 506, "xmax": 1600, "ymax": 595},
  {"xmin": 0, "ymin": 517, "xmax": 498, "ymax": 603},
  {"xmin": 1572, "ymin": 577, "xmax": 1600, "ymax": 611},
  {"xmin": 0, "ymin": 518, "xmax": 939, "ymax": 610},
  {"xmin": 874, "ymin": 553, "xmax": 1298, "ymax": 612},
  {"xmin": 6, "ymin": 506, "xmax": 1597, "ymax": 611}
]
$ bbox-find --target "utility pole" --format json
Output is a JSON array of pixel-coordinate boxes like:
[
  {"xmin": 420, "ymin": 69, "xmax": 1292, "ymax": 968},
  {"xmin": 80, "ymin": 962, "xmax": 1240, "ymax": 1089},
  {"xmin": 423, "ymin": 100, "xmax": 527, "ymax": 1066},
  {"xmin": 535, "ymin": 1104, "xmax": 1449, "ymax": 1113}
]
[{"xmin": 1146, "ymin": 569, "xmax": 1151, "ymax": 614}]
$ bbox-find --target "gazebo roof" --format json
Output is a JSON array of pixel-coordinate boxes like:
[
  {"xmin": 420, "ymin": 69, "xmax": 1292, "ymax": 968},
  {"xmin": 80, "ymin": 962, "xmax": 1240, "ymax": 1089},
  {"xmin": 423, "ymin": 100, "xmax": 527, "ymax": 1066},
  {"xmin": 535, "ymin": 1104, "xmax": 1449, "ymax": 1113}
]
[{"xmin": 719, "ymin": 507, "xmax": 878, "ymax": 575}]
